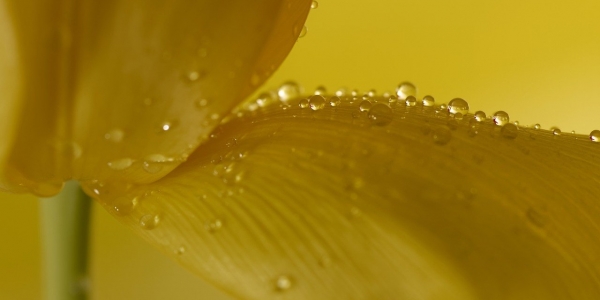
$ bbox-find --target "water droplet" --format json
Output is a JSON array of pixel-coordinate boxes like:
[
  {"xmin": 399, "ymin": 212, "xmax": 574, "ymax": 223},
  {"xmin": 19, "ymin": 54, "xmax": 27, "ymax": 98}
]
[
  {"xmin": 422, "ymin": 95, "xmax": 435, "ymax": 107},
  {"xmin": 278, "ymin": 81, "xmax": 301, "ymax": 101},
  {"xmin": 108, "ymin": 158, "xmax": 133, "ymax": 170},
  {"xmin": 492, "ymin": 111, "xmax": 510, "ymax": 126},
  {"xmin": 533, "ymin": 124, "xmax": 541, "ymax": 130},
  {"xmin": 447, "ymin": 98, "xmax": 469, "ymax": 115},
  {"xmin": 405, "ymin": 96, "xmax": 417, "ymax": 107},
  {"xmin": 104, "ymin": 128, "xmax": 124, "ymax": 143},
  {"xmin": 328, "ymin": 96, "xmax": 341, "ymax": 107},
  {"xmin": 473, "ymin": 111, "xmax": 486, "ymax": 122},
  {"xmin": 188, "ymin": 71, "xmax": 200, "ymax": 82},
  {"xmin": 314, "ymin": 86, "xmax": 326, "ymax": 95},
  {"xmin": 501, "ymin": 123, "xmax": 519, "ymax": 139},
  {"xmin": 359, "ymin": 100, "xmax": 372, "ymax": 112},
  {"xmin": 590, "ymin": 130, "xmax": 600, "ymax": 142},
  {"xmin": 143, "ymin": 154, "xmax": 173, "ymax": 173},
  {"xmin": 335, "ymin": 87, "xmax": 348, "ymax": 97},
  {"xmin": 432, "ymin": 126, "xmax": 451, "ymax": 145},
  {"xmin": 256, "ymin": 92, "xmax": 274, "ymax": 107},
  {"xmin": 395, "ymin": 82, "xmax": 416, "ymax": 100},
  {"xmin": 298, "ymin": 98, "xmax": 309, "ymax": 108},
  {"xmin": 160, "ymin": 121, "xmax": 177, "ymax": 132},
  {"xmin": 111, "ymin": 196, "xmax": 138, "ymax": 216},
  {"xmin": 174, "ymin": 246, "xmax": 186, "ymax": 255},
  {"xmin": 368, "ymin": 104, "xmax": 393, "ymax": 126},
  {"xmin": 311, "ymin": 0, "xmax": 319, "ymax": 9},
  {"xmin": 551, "ymin": 127, "xmax": 561, "ymax": 136},
  {"xmin": 275, "ymin": 275, "xmax": 293, "ymax": 291},
  {"xmin": 206, "ymin": 219, "xmax": 223, "ymax": 233},
  {"xmin": 140, "ymin": 214, "xmax": 160, "ymax": 230},
  {"xmin": 299, "ymin": 25, "xmax": 307, "ymax": 38},
  {"xmin": 309, "ymin": 95, "xmax": 326, "ymax": 111},
  {"xmin": 367, "ymin": 89, "xmax": 377, "ymax": 97}
]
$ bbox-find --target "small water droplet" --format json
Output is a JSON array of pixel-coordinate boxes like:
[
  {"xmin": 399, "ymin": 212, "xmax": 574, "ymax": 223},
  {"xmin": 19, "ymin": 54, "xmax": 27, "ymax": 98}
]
[
  {"xmin": 278, "ymin": 81, "xmax": 301, "ymax": 101},
  {"xmin": 448, "ymin": 98, "xmax": 469, "ymax": 115},
  {"xmin": 206, "ymin": 219, "xmax": 223, "ymax": 233},
  {"xmin": 314, "ymin": 86, "xmax": 327, "ymax": 95},
  {"xmin": 395, "ymin": 82, "xmax": 416, "ymax": 100},
  {"xmin": 473, "ymin": 111, "xmax": 486, "ymax": 122},
  {"xmin": 405, "ymin": 96, "xmax": 417, "ymax": 107},
  {"xmin": 492, "ymin": 111, "xmax": 510, "ymax": 126},
  {"xmin": 299, "ymin": 25, "xmax": 307, "ymax": 38},
  {"xmin": 104, "ymin": 128, "xmax": 124, "ymax": 143},
  {"xmin": 174, "ymin": 246, "xmax": 186, "ymax": 255},
  {"xmin": 590, "ymin": 130, "xmax": 600, "ymax": 142},
  {"xmin": 551, "ymin": 127, "xmax": 561, "ymax": 136},
  {"xmin": 298, "ymin": 98, "xmax": 309, "ymax": 108},
  {"xmin": 335, "ymin": 87, "xmax": 348, "ymax": 97},
  {"xmin": 140, "ymin": 214, "xmax": 160, "ymax": 230},
  {"xmin": 188, "ymin": 71, "xmax": 200, "ymax": 82},
  {"xmin": 194, "ymin": 98, "xmax": 209, "ymax": 109},
  {"xmin": 328, "ymin": 96, "xmax": 341, "ymax": 107},
  {"xmin": 111, "ymin": 196, "xmax": 138, "ymax": 216},
  {"xmin": 359, "ymin": 100, "xmax": 372, "ymax": 112},
  {"xmin": 533, "ymin": 124, "xmax": 541, "ymax": 130},
  {"xmin": 309, "ymin": 95, "xmax": 326, "ymax": 111},
  {"xmin": 432, "ymin": 126, "xmax": 452, "ymax": 145},
  {"xmin": 275, "ymin": 275, "xmax": 293, "ymax": 291},
  {"xmin": 368, "ymin": 104, "xmax": 393, "ymax": 126},
  {"xmin": 108, "ymin": 158, "xmax": 133, "ymax": 170},
  {"xmin": 311, "ymin": 0, "xmax": 319, "ymax": 9},
  {"xmin": 367, "ymin": 89, "xmax": 377, "ymax": 97},
  {"xmin": 422, "ymin": 95, "xmax": 435, "ymax": 107},
  {"xmin": 501, "ymin": 123, "xmax": 519, "ymax": 139},
  {"xmin": 256, "ymin": 92, "xmax": 274, "ymax": 107}
]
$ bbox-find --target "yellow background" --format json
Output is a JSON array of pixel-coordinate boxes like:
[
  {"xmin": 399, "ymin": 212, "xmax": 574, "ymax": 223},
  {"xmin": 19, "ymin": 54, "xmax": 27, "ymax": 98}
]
[{"xmin": 2, "ymin": 0, "xmax": 600, "ymax": 299}]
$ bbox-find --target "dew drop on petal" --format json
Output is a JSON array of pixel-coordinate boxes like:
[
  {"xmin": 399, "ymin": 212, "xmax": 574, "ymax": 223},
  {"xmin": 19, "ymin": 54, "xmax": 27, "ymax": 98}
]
[
  {"xmin": 492, "ymin": 111, "xmax": 510, "ymax": 126},
  {"xmin": 299, "ymin": 25, "xmax": 307, "ymax": 38},
  {"xmin": 111, "ymin": 196, "xmax": 138, "ymax": 216},
  {"xmin": 359, "ymin": 100, "xmax": 372, "ymax": 112},
  {"xmin": 329, "ymin": 96, "xmax": 341, "ymax": 107},
  {"xmin": 275, "ymin": 275, "xmax": 293, "ymax": 291},
  {"xmin": 140, "ymin": 214, "xmax": 160, "ymax": 230},
  {"xmin": 395, "ymin": 82, "xmax": 416, "ymax": 100},
  {"xmin": 368, "ymin": 104, "xmax": 393, "ymax": 126},
  {"xmin": 422, "ymin": 95, "xmax": 435, "ymax": 107},
  {"xmin": 501, "ymin": 123, "xmax": 519, "ymax": 139},
  {"xmin": 278, "ymin": 81, "xmax": 301, "ymax": 101},
  {"xmin": 473, "ymin": 111, "xmax": 486, "ymax": 122},
  {"xmin": 335, "ymin": 87, "xmax": 348, "ymax": 97},
  {"xmin": 311, "ymin": 0, "xmax": 319, "ymax": 9},
  {"xmin": 188, "ymin": 71, "xmax": 200, "ymax": 82},
  {"xmin": 405, "ymin": 96, "xmax": 417, "ymax": 107},
  {"xmin": 590, "ymin": 130, "xmax": 600, "ymax": 142},
  {"xmin": 551, "ymin": 127, "xmax": 561, "ymax": 136},
  {"xmin": 256, "ymin": 92, "xmax": 274, "ymax": 107},
  {"xmin": 448, "ymin": 98, "xmax": 469, "ymax": 115},
  {"xmin": 314, "ymin": 85, "xmax": 327, "ymax": 95},
  {"xmin": 299, "ymin": 98, "xmax": 309, "ymax": 109},
  {"xmin": 309, "ymin": 95, "xmax": 326, "ymax": 111},
  {"xmin": 534, "ymin": 123, "xmax": 541, "ymax": 130},
  {"xmin": 206, "ymin": 219, "xmax": 223, "ymax": 233},
  {"xmin": 108, "ymin": 158, "xmax": 133, "ymax": 170}
]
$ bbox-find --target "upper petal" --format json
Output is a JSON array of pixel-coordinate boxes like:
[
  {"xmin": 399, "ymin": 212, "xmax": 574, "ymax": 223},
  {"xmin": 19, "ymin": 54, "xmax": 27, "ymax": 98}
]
[
  {"xmin": 1, "ymin": 0, "xmax": 311, "ymax": 196},
  {"xmin": 95, "ymin": 94, "xmax": 600, "ymax": 298}
]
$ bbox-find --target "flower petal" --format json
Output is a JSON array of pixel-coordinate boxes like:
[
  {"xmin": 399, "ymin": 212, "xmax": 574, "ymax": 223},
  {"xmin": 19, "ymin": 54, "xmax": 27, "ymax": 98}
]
[
  {"xmin": 97, "ymin": 95, "xmax": 600, "ymax": 298},
  {"xmin": 1, "ymin": 0, "xmax": 311, "ymax": 196}
]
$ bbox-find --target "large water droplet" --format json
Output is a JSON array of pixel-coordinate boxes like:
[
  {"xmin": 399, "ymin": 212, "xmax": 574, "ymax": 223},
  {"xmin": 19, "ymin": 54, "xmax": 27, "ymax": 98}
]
[
  {"xmin": 432, "ymin": 126, "xmax": 452, "ymax": 145},
  {"xmin": 395, "ymin": 82, "xmax": 416, "ymax": 100},
  {"xmin": 275, "ymin": 275, "xmax": 293, "ymax": 291},
  {"xmin": 551, "ymin": 127, "xmax": 561, "ymax": 136},
  {"xmin": 422, "ymin": 95, "xmax": 435, "ymax": 107},
  {"xmin": 368, "ymin": 104, "xmax": 393, "ymax": 126},
  {"xmin": 359, "ymin": 100, "xmax": 372, "ymax": 112},
  {"xmin": 492, "ymin": 111, "xmax": 510, "ymax": 126},
  {"xmin": 448, "ymin": 98, "xmax": 469, "ymax": 115},
  {"xmin": 278, "ymin": 82, "xmax": 301, "ymax": 101},
  {"xmin": 309, "ymin": 95, "xmax": 326, "ymax": 111},
  {"xmin": 108, "ymin": 158, "xmax": 133, "ymax": 170},
  {"xmin": 501, "ymin": 123, "xmax": 519, "ymax": 139},
  {"xmin": 590, "ymin": 130, "xmax": 600, "ymax": 142},
  {"xmin": 140, "ymin": 214, "xmax": 160, "ymax": 230}
]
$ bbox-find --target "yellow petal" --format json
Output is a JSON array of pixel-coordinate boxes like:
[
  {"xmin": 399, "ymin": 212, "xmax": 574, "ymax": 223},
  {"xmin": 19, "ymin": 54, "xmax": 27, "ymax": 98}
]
[
  {"xmin": 1, "ymin": 0, "xmax": 311, "ymax": 196},
  {"xmin": 96, "ymin": 95, "xmax": 600, "ymax": 298}
]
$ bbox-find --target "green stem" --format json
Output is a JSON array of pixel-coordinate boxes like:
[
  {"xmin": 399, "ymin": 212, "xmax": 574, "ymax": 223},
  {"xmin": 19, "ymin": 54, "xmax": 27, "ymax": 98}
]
[{"xmin": 40, "ymin": 181, "xmax": 91, "ymax": 300}]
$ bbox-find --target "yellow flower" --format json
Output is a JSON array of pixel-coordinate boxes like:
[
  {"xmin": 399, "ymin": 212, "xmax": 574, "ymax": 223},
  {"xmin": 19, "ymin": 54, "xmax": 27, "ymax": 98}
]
[{"xmin": 3, "ymin": 0, "xmax": 600, "ymax": 300}]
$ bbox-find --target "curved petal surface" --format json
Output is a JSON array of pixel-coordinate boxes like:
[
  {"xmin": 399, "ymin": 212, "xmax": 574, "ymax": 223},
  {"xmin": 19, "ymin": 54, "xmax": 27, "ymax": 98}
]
[
  {"xmin": 1, "ymin": 0, "xmax": 311, "ymax": 196},
  {"xmin": 96, "ymin": 94, "xmax": 600, "ymax": 299}
]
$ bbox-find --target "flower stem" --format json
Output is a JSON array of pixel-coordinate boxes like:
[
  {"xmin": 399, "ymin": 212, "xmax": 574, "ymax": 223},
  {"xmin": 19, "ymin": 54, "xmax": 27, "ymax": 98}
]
[{"xmin": 40, "ymin": 181, "xmax": 91, "ymax": 300}]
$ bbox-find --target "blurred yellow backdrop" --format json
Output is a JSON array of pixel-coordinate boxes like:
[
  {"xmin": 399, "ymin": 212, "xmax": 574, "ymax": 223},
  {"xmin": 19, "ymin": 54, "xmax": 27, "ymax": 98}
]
[{"xmin": 2, "ymin": 0, "xmax": 600, "ymax": 299}]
